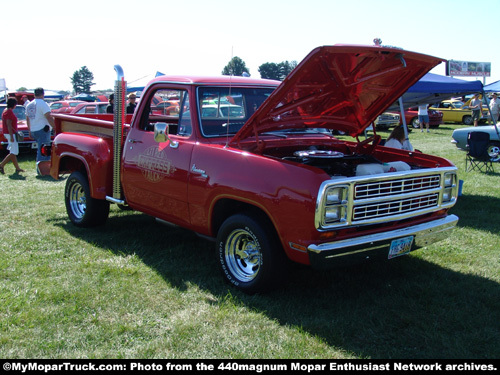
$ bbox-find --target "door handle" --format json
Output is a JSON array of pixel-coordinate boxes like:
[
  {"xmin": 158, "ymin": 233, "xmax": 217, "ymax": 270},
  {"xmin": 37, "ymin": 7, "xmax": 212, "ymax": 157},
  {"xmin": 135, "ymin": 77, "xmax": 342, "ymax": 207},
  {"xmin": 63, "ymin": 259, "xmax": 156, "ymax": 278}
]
[{"xmin": 128, "ymin": 139, "xmax": 142, "ymax": 144}]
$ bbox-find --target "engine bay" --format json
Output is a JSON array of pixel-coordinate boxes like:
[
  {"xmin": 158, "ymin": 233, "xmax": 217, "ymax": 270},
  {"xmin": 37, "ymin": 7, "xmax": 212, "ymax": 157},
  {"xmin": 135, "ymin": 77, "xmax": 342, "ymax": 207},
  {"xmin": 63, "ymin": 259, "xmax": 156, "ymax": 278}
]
[{"xmin": 267, "ymin": 144, "xmax": 421, "ymax": 178}]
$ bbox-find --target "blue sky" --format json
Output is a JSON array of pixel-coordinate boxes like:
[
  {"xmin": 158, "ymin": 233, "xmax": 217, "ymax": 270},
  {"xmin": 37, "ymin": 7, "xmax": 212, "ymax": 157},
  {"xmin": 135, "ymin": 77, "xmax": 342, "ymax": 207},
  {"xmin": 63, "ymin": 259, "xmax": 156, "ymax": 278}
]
[{"xmin": 2, "ymin": 0, "xmax": 499, "ymax": 92}]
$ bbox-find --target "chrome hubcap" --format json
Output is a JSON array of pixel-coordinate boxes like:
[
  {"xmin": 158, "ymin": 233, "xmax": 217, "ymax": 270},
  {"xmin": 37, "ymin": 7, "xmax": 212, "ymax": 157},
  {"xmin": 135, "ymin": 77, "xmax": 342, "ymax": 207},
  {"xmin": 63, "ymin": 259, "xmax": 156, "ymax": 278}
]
[
  {"xmin": 68, "ymin": 182, "xmax": 86, "ymax": 220},
  {"xmin": 225, "ymin": 229, "xmax": 261, "ymax": 282},
  {"xmin": 488, "ymin": 144, "xmax": 500, "ymax": 162}
]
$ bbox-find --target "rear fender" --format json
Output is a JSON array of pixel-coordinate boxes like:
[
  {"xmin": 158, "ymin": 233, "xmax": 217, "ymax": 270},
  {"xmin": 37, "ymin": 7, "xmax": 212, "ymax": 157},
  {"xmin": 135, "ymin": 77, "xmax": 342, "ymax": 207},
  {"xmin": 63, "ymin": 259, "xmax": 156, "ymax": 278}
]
[{"xmin": 50, "ymin": 133, "xmax": 114, "ymax": 200}]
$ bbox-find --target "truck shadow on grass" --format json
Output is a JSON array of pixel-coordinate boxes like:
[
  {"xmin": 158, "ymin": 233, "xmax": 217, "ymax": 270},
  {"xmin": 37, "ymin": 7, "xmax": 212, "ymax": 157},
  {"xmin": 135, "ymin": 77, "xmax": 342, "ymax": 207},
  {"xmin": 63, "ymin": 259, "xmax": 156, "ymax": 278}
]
[
  {"xmin": 53, "ymin": 209, "xmax": 499, "ymax": 359},
  {"xmin": 451, "ymin": 193, "xmax": 500, "ymax": 232}
]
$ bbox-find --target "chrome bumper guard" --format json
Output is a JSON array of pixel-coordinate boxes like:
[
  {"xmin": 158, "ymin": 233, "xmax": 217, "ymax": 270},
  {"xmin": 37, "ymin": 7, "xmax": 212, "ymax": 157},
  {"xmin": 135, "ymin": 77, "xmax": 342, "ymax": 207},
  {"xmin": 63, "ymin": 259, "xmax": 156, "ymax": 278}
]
[{"xmin": 308, "ymin": 215, "xmax": 458, "ymax": 268}]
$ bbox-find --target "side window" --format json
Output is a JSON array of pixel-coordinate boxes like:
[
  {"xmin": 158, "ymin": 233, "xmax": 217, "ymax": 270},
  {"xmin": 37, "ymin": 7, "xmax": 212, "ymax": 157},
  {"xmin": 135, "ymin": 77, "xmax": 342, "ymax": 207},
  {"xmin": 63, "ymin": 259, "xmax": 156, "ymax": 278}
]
[
  {"xmin": 178, "ymin": 92, "xmax": 192, "ymax": 136},
  {"xmin": 85, "ymin": 105, "xmax": 96, "ymax": 114},
  {"xmin": 140, "ymin": 88, "xmax": 191, "ymax": 137}
]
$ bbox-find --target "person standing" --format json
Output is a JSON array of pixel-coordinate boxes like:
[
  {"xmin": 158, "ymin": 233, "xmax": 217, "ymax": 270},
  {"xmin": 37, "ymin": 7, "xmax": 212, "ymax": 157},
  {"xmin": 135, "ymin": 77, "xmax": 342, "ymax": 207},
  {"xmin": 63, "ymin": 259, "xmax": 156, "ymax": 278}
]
[
  {"xmin": 106, "ymin": 93, "xmax": 114, "ymax": 114},
  {"xmin": 470, "ymin": 93, "xmax": 482, "ymax": 127},
  {"xmin": 0, "ymin": 98, "xmax": 25, "ymax": 174},
  {"xmin": 488, "ymin": 93, "xmax": 499, "ymax": 124},
  {"xmin": 126, "ymin": 93, "xmax": 137, "ymax": 114},
  {"xmin": 26, "ymin": 87, "xmax": 55, "ymax": 166},
  {"xmin": 418, "ymin": 104, "xmax": 429, "ymax": 132},
  {"xmin": 21, "ymin": 95, "xmax": 30, "ymax": 108}
]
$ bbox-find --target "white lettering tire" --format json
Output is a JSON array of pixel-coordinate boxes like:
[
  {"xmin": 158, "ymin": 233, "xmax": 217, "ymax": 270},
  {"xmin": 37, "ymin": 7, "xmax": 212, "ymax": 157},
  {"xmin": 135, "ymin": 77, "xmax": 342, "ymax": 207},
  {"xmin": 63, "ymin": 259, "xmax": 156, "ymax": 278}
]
[{"xmin": 216, "ymin": 212, "xmax": 287, "ymax": 294}]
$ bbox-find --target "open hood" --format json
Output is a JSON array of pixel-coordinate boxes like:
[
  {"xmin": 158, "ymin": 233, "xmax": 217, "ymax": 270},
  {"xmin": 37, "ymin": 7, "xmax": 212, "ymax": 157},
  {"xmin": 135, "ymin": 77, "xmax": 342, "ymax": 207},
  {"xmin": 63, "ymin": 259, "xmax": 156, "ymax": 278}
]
[{"xmin": 231, "ymin": 45, "xmax": 443, "ymax": 144}]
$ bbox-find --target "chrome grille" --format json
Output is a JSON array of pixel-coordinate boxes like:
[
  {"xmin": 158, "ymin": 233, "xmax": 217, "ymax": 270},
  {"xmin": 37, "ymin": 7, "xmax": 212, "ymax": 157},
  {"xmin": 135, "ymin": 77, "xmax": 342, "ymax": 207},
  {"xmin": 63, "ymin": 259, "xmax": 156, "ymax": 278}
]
[
  {"xmin": 354, "ymin": 194, "xmax": 439, "ymax": 221},
  {"xmin": 355, "ymin": 175, "xmax": 441, "ymax": 199},
  {"xmin": 316, "ymin": 167, "xmax": 458, "ymax": 230}
]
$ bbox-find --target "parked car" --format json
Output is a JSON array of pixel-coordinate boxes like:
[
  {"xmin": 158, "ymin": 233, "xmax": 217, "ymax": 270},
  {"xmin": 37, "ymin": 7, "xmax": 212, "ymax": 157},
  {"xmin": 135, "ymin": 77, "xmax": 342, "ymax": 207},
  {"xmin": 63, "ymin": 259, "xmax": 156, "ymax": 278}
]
[
  {"xmin": 70, "ymin": 102, "xmax": 109, "ymax": 114},
  {"xmin": 431, "ymin": 99, "xmax": 488, "ymax": 125},
  {"xmin": 0, "ymin": 104, "xmax": 35, "ymax": 152},
  {"xmin": 451, "ymin": 124, "xmax": 500, "ymax": 162},
  {"xmin": 374, "ymin": 112, "xmax": 400, "ymax": 130},
  {"xmin": 152, "ymin": 100, "xmax": 180, "ymax": 115},
  {"xmin": 50, "ymin": 100, "xmax": 86, "ymax": 113},
  {"xmin": 401, "ymin": 107, "xmax": 443, "ymax": 128}
]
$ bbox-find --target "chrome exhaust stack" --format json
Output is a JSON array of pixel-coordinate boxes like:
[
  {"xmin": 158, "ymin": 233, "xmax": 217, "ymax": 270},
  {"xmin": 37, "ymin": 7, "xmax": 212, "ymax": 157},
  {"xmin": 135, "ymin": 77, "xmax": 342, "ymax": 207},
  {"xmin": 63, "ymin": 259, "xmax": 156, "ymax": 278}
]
[{"xmin": 106, "ymin": 65, "xmax": 126, "ymax": 205}]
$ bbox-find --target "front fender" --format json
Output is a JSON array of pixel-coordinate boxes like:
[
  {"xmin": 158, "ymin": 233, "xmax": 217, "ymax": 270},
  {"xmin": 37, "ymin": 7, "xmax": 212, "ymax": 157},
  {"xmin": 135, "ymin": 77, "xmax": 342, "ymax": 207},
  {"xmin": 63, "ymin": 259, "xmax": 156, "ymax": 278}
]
[
  {"xmin": 51, "ymin": 133, "xmax": 113, "ymax": 199},
  {"xmin": 188, "ymin": 144, "xmax": 327, "ymax": 264}
]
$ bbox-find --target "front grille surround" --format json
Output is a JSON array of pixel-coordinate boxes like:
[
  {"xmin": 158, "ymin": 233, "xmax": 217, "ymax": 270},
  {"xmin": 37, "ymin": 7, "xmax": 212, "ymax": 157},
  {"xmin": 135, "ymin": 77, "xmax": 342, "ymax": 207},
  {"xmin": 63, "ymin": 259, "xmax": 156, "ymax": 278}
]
[{"xmin": 315, "ymin": 167, "xmax": 458, "ymax": 230}]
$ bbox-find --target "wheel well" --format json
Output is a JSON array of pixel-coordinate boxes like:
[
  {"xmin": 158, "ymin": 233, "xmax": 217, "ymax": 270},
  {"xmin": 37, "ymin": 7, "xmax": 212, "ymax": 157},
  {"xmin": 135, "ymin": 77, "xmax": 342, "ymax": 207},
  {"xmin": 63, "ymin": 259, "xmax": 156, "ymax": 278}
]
[
  {"xmin": 211, "ymin": 199, "xmax": 275, "ymax": 238},
  {"xmin": 59, "ymin": 156, "xmax": 87, "ymax": 176}
]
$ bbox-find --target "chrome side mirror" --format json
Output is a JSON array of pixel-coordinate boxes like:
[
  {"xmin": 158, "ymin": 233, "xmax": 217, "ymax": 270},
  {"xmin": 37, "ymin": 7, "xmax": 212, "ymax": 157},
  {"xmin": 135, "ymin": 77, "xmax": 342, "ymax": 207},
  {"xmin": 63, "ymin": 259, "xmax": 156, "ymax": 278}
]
[{"xmin": 154, "ymin": 122, "xmax": 178, "ymax": 148}]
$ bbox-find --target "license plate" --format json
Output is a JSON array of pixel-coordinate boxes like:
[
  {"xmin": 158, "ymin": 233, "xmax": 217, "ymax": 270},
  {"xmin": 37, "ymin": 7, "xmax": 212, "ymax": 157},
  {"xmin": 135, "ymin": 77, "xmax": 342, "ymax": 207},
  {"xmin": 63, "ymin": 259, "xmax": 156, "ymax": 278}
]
[
  {"xmin": 31, "ymin": 142, "xmax": 38, "ymax": 149},
  {"xmin": 388, "ymin": 236, "xmax": 414, "ymax": 259}
]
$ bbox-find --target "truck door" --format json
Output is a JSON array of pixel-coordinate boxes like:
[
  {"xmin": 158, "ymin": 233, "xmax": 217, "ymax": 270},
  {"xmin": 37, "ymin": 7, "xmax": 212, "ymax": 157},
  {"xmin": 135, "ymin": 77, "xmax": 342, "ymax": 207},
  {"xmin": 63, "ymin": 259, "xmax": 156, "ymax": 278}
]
[{"xmin": 121, "ymin": 87, "xmax": 194, "ymax": 226}]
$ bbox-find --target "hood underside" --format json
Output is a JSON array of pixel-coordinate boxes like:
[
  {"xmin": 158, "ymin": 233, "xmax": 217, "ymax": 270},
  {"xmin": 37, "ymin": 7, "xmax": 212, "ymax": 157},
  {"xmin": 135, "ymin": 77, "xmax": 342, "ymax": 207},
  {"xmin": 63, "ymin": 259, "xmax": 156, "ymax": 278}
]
[{"xmin": 231, "ymin": 45, "xmax": 444, "ymax": 144}]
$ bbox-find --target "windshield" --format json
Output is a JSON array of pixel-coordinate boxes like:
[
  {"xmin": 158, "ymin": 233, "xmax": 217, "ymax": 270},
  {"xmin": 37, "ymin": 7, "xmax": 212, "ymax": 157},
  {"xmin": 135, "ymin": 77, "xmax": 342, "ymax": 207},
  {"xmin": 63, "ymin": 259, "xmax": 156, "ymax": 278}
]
[
  {"xmin": 197, "ymin": 87, "xmax": 273, "ymax": 137},
  {"xmin": 0, "ymin": 105, "xmax": 27, "ymax": 120}
]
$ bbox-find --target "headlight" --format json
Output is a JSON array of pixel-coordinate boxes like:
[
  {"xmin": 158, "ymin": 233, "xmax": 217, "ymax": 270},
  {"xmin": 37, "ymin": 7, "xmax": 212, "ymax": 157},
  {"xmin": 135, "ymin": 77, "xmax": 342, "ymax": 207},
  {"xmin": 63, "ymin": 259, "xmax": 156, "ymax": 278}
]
[
  {"xmin": 444, "ymin": 172, "xmax": 456, "ymax": 188},
  {"xmin": 442, "ymin": 172, "xmax": 457, "ymax": 203},
  {"xmin": 442, "ymin": 188, "xmax": 453, "ymax": 202},
  {"xmin": 326, "ymin": 186, "xmax": 346, "ymax": 204},
  {"xmin": 323, "ymin": 185, "xmax": 348, "ymax": 225},
  {"xmin": 324, "ymin": 206, "xmax": 346, "ymax": 223}
]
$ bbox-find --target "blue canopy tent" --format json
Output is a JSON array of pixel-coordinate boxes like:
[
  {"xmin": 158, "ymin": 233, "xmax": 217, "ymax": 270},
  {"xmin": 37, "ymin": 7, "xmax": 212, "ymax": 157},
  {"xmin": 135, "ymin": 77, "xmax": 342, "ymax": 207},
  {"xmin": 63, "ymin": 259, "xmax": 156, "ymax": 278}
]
[
  {"xmin": 388, "ymin": 73, "xmax": 484, "ymax": 111},
  {"xmin": 384, "ymin": 73, "xmax": 485, "ymax": 141},
  {"xmin": 483, "ymin": 80, "xmax": 500, "ymax": 92}
]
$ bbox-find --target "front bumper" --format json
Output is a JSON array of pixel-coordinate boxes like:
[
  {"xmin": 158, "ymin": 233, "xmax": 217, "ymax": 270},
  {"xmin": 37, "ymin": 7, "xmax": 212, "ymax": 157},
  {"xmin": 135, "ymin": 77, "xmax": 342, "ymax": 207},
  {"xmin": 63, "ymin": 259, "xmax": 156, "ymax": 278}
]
[{"xmin": 308, "ymin": 215, "xmax": 458, "ymax": 268}]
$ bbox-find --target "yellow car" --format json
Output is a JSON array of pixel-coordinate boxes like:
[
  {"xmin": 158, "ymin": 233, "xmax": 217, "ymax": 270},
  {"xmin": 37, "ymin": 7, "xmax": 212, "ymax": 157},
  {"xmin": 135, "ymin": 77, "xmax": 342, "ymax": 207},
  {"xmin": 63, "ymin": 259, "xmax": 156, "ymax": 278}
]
[{"xmin": 430, "ymin": 98, "xmax": 488, "ymax": 125}]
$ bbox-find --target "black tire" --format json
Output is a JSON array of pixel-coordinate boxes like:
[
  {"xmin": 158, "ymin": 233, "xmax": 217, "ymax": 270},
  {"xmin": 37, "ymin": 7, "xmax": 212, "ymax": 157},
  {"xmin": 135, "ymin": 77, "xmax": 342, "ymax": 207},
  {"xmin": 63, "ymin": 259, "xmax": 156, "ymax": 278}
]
[
  {"xmin": 65, "ymin": 171, "xmax": 110, "ymax": 227},
  {"xmin": 410, "ymin": 117, "xmax": 420, "ymax": 129},
  {"xmin": 463, "ymin": 115, "xmax": 473, "ymax": 126},
  {"xmin": 216, "ymin": 212, "xmax": 287, "ymax": 294}
]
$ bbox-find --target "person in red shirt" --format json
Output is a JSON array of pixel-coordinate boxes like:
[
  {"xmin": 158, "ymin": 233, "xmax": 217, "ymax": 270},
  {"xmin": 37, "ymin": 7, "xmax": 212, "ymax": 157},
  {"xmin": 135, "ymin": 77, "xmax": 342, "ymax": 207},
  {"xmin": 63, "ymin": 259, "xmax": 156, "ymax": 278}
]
[{"xmin": 0, "ymin": 98, "xmax": 24, "ymax": 174}]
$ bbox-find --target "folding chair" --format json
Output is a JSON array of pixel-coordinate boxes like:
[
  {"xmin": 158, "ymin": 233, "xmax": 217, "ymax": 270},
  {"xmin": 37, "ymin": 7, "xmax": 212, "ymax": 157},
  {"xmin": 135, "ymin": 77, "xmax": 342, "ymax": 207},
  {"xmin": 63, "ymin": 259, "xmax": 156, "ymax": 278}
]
[{"xmin": 465, "ymin": 131, "xmax": 494, "ymax": 173}]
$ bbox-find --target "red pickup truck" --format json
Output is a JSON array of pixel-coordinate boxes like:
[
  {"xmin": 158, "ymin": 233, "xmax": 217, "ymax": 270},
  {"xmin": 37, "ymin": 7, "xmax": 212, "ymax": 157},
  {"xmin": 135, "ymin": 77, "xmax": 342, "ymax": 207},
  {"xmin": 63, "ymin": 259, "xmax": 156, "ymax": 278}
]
[{"xmin": 48, "ymin": 45, "xmax": 459, "ymax": 293}]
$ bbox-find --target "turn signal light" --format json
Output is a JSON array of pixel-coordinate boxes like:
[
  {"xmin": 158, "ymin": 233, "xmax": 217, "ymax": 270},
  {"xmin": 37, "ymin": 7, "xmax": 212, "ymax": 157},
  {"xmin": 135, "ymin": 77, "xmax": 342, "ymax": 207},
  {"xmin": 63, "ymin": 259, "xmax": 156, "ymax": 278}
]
[{"xmin": 40, "ymin": 144, "xmax": 52, "ymax": 157}]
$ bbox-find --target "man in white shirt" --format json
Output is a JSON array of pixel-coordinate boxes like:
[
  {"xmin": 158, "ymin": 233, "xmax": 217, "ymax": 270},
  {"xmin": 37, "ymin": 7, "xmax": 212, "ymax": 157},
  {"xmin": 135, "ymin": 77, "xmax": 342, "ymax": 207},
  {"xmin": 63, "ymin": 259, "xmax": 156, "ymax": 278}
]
[
  {"xmin": 26, "ymin": 87, "xmax": 55, "ymax": 164},
  {"xmin": 418, "ymin": 104, "xmax": 429, "ymax": 133},
  {"xmin": 488, "ymin": 93, "xmax": 499, "ymax": 124}
]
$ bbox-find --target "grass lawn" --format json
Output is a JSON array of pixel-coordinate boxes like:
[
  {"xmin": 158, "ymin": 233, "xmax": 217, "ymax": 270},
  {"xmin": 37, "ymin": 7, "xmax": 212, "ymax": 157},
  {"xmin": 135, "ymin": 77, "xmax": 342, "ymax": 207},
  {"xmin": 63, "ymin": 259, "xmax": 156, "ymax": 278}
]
[{"xmin": 0, "ymin": 123, "xmax": 499, "ymax": 359}]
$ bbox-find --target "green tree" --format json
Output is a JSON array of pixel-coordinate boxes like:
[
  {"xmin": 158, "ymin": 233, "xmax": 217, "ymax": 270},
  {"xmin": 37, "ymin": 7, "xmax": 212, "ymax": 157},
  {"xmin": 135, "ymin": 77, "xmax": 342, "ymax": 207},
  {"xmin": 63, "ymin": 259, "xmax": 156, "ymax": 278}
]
[
  {"xmin": 71, "ymin": 66, "xmax": 95, "ymax": 94},
  {"xmin": 258, "ymin": 62, "xmax": 281, "ymax": 80},
  {"xmin": 279, "ymin": 60, "xmax": 298, "ymax": 79},
  {"xmin": 258, "ymin": 60, "xmax": 298, "ymax": 81},
  {"xmin": 222, "ymin": 57, "xmax": 250, "ymax": 76}
]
